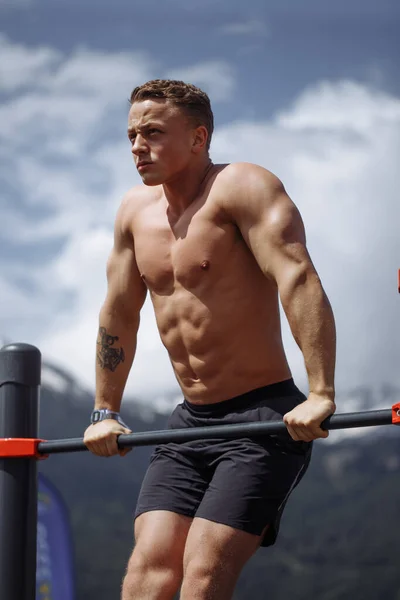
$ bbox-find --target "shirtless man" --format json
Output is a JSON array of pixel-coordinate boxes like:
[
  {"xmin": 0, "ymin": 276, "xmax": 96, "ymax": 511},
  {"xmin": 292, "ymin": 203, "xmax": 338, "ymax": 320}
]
[{"xmin": 83, "ymin": 79, "xmax": 336, "ymax": 600}]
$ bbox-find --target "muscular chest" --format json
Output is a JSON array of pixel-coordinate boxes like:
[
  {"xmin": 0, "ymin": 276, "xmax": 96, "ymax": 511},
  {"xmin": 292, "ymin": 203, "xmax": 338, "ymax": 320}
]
[{"xmin": 134, "ymin": 204, "xmax": 238, "ymax": 295}]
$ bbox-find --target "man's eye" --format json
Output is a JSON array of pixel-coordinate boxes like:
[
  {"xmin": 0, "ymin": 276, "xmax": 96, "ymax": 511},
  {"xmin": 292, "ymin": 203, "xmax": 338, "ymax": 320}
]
[{"xmin": 148, "ymin": 129, "xmax": 160, "ymax": 135}]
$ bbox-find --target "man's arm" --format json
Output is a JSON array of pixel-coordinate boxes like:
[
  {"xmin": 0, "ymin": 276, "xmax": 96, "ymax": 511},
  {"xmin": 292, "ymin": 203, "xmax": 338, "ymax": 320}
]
[
  {"xmin": 84, "ymin": 193, "xmax": 147, "ymax": 457},
  {"xmin": 225, "ymin": 164, "xmax": 336, "ymax": 441},
  {"xmin": 95, "ymin": 197, "xmax": 147, "ymax": 412}
]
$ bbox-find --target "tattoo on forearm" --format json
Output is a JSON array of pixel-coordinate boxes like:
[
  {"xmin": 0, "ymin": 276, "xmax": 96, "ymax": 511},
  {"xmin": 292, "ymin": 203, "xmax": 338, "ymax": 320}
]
[{"xmin": 96, "ymin": 327, "xmax": 125, "ymax": 372}]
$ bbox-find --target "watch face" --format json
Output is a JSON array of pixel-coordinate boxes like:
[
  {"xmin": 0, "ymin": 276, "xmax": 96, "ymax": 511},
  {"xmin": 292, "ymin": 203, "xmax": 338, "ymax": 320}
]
[{"xmin": 92, "ymin": 411, "xmax": 100, "ymax": 423}]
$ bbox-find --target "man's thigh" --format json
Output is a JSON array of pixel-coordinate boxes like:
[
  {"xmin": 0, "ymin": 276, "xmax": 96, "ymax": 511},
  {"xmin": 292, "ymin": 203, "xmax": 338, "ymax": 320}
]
[
  {"xmin": 182, "ymin": 517, "xmax": 267, "ymax": 593},
  {"xmin": 135, "ymin": 442, "xmax": 210, "ymax": 522},
  {"xmin": 123, "ymin": 511, "xmax": 191, "ymax": 600},
  {"xmin": 195, "ymin": 436, "xmax": 311, "ymax": 547},
  {"xmin": 133, "ymin": 510, "xmax": 192, "ymax": 566}
]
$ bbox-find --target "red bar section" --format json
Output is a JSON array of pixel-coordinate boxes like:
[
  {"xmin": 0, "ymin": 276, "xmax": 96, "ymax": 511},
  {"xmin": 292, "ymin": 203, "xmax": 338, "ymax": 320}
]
[
  {"xmin": 398, "ymin": 269, "xmax": 400, "ymax": 294},
  {"xmin": 0, "ymin": 438, "xmax": 48, "ymax": 460},
  {"xmin": 392, "ymin": 403, "xmax": 400, "ymax": 425}
]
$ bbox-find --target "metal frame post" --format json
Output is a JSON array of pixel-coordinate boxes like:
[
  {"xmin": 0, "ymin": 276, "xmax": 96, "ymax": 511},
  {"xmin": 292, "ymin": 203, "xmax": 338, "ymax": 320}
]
[{"xmin": 0, "ymin": 343, "xmax": 41, "ymax": 600}]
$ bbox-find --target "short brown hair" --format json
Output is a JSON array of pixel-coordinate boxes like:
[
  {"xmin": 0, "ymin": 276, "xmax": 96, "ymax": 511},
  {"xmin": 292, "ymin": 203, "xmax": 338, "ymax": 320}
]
[{"xmin": 129, "ymin": 79, "xmax": 214, "ymax": 151}]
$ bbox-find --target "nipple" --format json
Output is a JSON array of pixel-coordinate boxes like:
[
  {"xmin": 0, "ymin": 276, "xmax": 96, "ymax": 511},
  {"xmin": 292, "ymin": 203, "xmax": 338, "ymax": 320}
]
[{"xmin": 200, "ymin": 260, "xmax": 210, "ymax": 271}]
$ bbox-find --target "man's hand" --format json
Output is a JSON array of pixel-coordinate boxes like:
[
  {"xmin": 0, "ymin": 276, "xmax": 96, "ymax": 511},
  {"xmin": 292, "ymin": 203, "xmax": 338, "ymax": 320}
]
[
  {"xmin": 283, "ymin": 393, "xmax": 336, "ymax": 442},
  {"xmin": 84, "ymin": 419, "xmax": 132, "ymax": 457}
]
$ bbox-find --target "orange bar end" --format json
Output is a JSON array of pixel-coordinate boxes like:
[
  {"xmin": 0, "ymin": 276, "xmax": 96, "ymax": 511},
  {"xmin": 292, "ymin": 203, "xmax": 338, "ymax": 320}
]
[
  {"xmin": 392, "ymin": 403, "xmax": 400, "ymax": 425},
  {"xmin": 0, "ymin": 438, "xmax": 48, "ymax": 460}
]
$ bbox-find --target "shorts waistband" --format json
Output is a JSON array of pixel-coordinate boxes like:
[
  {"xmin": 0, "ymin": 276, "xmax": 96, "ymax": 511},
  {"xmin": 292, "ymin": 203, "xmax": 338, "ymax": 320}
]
[{"xmin": 183, "ymin": 378, "xmax": 297, "ymax": 417}]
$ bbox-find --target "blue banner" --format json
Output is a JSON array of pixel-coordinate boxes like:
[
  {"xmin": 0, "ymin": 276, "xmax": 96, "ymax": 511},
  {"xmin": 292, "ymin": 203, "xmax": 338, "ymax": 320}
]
[{"xmin": 36, "ymin": 474, "xmax": 75, "ymax": 600}]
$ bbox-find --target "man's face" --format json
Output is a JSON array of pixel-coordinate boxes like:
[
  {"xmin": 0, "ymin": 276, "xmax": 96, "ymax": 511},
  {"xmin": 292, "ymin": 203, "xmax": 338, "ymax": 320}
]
[{"xmin": 127, "ymin": 99, "xmax": 196, "ymax": 186}]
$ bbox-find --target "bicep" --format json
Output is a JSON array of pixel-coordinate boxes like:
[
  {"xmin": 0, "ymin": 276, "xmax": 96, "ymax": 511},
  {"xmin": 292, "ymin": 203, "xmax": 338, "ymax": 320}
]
[
  {"xmin": 104, "ymin": 210, "xmax": 147, "ymax": 319},
  {"xmin": 256, "ymin": 197, "xmax": 312, "ymax": 285},
  {"xmin": 233, "ymin": 174, "xmax": 318, "ymax": 290}
]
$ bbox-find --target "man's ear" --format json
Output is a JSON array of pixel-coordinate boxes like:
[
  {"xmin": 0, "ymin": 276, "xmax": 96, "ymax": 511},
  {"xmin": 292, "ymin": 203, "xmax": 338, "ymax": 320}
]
[{"xmin": 192, "ymin": 125, "xmax": 208, "ymax": 153}]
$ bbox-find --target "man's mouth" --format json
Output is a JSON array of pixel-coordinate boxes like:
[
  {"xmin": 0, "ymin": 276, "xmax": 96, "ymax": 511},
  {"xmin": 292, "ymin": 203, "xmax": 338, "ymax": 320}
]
[{"xmin": 137, "ymin": 161, "xmax": 153, "ymax": 170}]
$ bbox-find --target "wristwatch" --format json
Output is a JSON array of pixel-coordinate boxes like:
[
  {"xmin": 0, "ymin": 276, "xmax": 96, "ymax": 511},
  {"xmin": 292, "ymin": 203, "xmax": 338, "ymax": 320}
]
[{"xmin": 90, "ymin": 409, "xmax": 129, "ymax": 429}]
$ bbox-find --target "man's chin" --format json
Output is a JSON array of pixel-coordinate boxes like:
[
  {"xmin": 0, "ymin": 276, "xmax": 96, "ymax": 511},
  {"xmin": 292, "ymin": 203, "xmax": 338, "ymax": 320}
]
[{"xmin": 140, "ymin": 173, "xmax": 165, "ymax": 186}]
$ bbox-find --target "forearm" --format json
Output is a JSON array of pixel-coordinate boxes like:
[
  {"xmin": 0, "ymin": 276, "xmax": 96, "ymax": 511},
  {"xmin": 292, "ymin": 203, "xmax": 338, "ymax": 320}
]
[
  {"xmin": 281, "ymin": 272, "xmax": 336, "ymax": 400},
  {"xmin": 94, "ymin": 304, "xmax": 140, "ymax": 411}
]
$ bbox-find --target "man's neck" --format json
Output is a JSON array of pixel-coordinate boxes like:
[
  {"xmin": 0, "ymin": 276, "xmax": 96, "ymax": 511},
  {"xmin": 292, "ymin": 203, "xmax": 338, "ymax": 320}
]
[{"xmin": 162, "ymin": 158, "xmax": 214, "ymax": 216}]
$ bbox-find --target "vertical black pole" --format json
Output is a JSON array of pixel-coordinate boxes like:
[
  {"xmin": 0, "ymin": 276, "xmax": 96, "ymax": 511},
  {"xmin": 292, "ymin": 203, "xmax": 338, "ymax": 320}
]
[{"xmin": 0, "ymin": 343, "xmax": 41, "ymax": 600}]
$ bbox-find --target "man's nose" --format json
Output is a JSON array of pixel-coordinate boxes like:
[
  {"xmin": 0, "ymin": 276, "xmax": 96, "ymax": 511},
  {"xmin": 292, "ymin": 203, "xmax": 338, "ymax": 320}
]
[{"xmin": 131, "ymin": 134, "xmax": 147, "ymax": 156}]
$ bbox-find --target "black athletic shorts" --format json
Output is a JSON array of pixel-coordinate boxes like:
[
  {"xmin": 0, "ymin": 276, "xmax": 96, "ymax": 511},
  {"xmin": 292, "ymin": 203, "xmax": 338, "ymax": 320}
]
[{"xmin": 135, "ymin": 378, "xmax": 312, "ymax": 547}]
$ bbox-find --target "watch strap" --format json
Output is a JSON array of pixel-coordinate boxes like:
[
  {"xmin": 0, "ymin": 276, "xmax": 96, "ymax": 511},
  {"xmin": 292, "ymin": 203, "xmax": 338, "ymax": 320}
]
[{"xmin": 91, "ymin": 409, "xmax": 129, "ymax": 429}]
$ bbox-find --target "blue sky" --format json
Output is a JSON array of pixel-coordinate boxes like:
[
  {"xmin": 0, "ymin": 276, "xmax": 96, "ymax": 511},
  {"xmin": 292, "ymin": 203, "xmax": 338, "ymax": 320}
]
[
  {"xmin": 4, "ymin": 1, "xmax": 400, "ymax": 119},
  {"xmin": 1, "ymin": 0, "xmax": 399, "ymax": 410}
]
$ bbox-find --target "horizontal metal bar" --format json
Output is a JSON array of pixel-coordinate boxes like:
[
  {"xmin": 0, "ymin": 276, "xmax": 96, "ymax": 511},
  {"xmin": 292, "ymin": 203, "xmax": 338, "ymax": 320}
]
[{"xmin": 36, "ymin": 409, "xmax": 394, "ymax": 456}]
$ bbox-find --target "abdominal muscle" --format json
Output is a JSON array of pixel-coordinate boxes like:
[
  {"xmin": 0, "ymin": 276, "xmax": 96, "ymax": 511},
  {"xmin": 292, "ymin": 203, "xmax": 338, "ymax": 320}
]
[{"xmin": 151, "ymin": 276, "xmax": 292, "ymax": 404}]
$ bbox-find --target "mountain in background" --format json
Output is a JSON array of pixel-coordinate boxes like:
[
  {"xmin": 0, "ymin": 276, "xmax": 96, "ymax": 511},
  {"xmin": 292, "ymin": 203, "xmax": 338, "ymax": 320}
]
[{"xmin": 36, "ymin": 359, "xmax": 400, "ymax": 600}]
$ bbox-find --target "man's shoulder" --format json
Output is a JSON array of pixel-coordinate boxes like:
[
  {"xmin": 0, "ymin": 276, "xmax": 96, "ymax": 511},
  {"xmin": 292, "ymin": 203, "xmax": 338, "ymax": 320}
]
[
  {"xmin": 214, "ymin": 163, "xmax": 285, "ymax": 213},
  {"xmin": 217, "ymin": 162, "xmax": 283, "ymax": 192},
  {"xmin": 215, "ymin": 164, "xmax": 301, "ymax": 232},
  {"xmin": 119, "ymin": 184, "xmax": 160, "ymax": 215},
  {"xmin": 122, "ymin": 183, "xmax": 160, "ymax": 205},
  {"xmin": 116, "ymin": 184, "xmax": 161, "ymax": 234}
]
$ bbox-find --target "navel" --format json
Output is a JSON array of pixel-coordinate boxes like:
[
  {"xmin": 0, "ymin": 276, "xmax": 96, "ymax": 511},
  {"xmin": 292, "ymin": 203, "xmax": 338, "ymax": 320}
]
[{"xmin": 200, "ymin": 260, "xmax": 210, "ymax": 271}]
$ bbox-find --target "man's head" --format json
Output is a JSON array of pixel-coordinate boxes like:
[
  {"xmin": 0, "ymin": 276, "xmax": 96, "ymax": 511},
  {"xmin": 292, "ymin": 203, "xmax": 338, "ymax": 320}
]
[{"xmin": 127, "ymin": 79, "xmax": 214, "ymax": 185}]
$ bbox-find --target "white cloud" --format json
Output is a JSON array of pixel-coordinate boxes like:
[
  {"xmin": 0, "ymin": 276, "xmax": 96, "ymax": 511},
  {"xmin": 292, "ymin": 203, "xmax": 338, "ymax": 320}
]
[
  {"xmin": 219, "ymin": 19, "xmax": 269, "ymax": 37},
  {"xmin": 166, "ymin": 60, "xmax": 236, "ymax": 102},
  {"xmin": 276, "ymin": 80, "xmax": 400, "ymax": 133},
  {"xmin": 1, "ymin": 34, "xmax": 399, "ymax": 415},
  {"xmin": 0, "ymin": 35, "xmax": 58, "ymax": 91}
]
